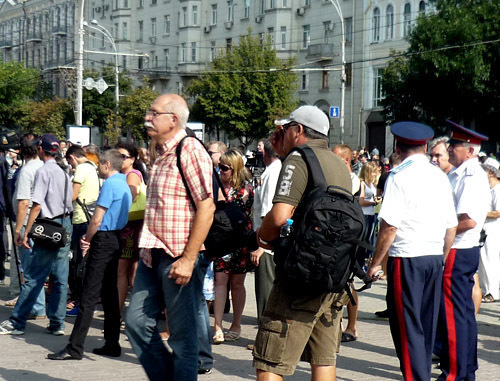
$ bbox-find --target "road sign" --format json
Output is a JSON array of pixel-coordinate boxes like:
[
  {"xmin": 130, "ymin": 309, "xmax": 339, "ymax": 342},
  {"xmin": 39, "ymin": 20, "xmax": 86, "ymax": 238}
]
[
  {"xmin": 83, "ymin": 77, "xmax": 96, "ymax": 90},
  {"xmin": 329, "ymin": 106, "xmax": 340, "ymax": 118},
  {"xmin": 95, "ymin": 78, "xmax": 109, "ymax": 94}
]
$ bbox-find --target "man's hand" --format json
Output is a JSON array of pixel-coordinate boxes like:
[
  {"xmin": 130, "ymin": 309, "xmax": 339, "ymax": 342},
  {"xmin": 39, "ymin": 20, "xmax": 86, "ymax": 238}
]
[
  {"xmin": 169, "ymin": 256, "xmax": 196, "ymax": 286},
  {"xmin": 367, "ymin": 264, "xmax": 383, "ymax": 282},
  {"xmin": 14, "ymin": 231, "xmax": 24, "ymax": 247},
  {"xmin": 22, "ymin": 233, "xmax": 31, "ymax": 249},
  {"xmin": 80, "ymin": 235, "xmax": 90, "ymax": 257},
  {"xmin": 269, "ymin": 129, "xmax": 286, "ymax": 158},
  {"xmin": 251, "ymin": 247, "xmax": 265, "ymax": 266}
]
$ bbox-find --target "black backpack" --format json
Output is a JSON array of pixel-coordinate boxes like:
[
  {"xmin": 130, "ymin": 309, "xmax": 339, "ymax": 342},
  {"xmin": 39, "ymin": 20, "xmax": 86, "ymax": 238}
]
[{"xmin": 274, "ymin": 145, "xmax": 367, "ymax": 297}]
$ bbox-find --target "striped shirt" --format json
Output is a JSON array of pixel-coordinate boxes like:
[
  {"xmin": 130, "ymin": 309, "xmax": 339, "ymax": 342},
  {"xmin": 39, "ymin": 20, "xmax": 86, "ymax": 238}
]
[{"xmin": 139, "ymin": 129, "xmax": 213, "ymax": 266}]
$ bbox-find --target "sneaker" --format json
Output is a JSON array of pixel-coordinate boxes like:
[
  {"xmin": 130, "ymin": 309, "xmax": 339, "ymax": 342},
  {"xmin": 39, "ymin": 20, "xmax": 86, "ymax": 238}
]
[
  {"xmin": 46, "ymin": 326, "xmax": 65, "ymax": 336},
  {"xmin": 66, "ymin": 307, "xmax": 79, "ymax": 317},
  {"xmin": 0, "ymin": 320, "xmax": 24, "ymax": 335},
  {"xmin": 198, "ymin": 368, "xmax": 212, "ymax": 375}
]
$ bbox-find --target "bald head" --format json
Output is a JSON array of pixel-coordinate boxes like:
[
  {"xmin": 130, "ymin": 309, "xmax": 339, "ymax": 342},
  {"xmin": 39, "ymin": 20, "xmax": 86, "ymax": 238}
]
[
  {"xmin": 156, "ymin": 94, "xmax": 189, "ymax": 128},
  {"xmin": 333, "ymin": 144, "xmax": 353, "ymax": 170}
]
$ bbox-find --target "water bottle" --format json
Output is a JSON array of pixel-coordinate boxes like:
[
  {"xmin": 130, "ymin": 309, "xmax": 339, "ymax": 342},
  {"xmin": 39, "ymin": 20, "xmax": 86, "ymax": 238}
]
[{"xmin": 279, "ymin": 219, "xmax": 294, "ymax": 249}]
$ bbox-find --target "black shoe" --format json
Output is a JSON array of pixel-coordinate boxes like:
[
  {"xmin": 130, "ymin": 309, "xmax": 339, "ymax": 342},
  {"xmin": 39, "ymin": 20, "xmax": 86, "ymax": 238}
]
[
  {"xmin": 92, "ymin": 345, "xmax": 121, "ymax": 357},
  {"xmin": 375, "ymin": 309, "xmax": 389, "ymax": 318},
  {"xmin": 47, "ymin": 348, "xmax": 80, "ymax": 361},
  {"xmin": 198, "ymin": 368, "xmax": 212, "ymax": 375}
]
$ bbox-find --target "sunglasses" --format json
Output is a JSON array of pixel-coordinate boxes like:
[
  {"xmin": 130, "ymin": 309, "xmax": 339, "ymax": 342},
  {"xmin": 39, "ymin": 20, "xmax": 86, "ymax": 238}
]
[
  {"xmin": 283, "ymin": 122, "xmax": 299, "ymax": 133},
  {"xmin": 219, "ymin": 164, "xmax": 232, "ymax": 172},
  {"xmin": 121, "ymin": 154, "xmax": 132, "ymax": 160}
]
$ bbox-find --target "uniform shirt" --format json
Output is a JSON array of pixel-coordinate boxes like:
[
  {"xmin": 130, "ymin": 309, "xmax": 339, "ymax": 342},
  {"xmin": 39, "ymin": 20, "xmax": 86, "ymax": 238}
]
[
  {"xmin": 72, "ymin": 161, "xmax": 99, "ymax": 224},
  {"xmin": 139, "ymin": 129, "xmax": 213, "ymax": 265},
  {"xmin": 32, "ymin": 159, "xmax": 73, "ymax": 219},
  {"xmin": 96, "ymin": 173, "xmax": 132, "ymax": 231},
  {"xmin": 448, "ymin": 157, "xmax": 490, "ymax": 249},
  {"xmin": 379, "ymin": 154, "xmax": 457, "ymax": 258},
  {"xmin": 253, "ymin": 159, "xmax": 282, "ymax": 230},
  {"xmin": 483, "ymin": 184, "xmax": 500, "ymax": 235},
  {"xmin": 13, "ymin": 158, "xmax": 43, "ymax": 225},
  {"xmin": 273, "ymin": 139, "xmax": 351, "ymax": 206}
]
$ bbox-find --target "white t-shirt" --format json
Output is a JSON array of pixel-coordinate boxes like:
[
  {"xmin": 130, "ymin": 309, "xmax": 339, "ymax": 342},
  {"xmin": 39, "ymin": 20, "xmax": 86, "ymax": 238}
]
[
  {"xmin": 483, "ymin": 183, "xmax": 500, "ymax": 235},
  {"xmin": 253, "ymin": 159, "xmax": 282, "ymax": 230},
  {"xmin": 361, "ymin": 182, "xmax": 376, "ymax": 216},
  {"xmin": 350, "ymin": 172, "xmax": 361, "ymax": 195},
  {"xmin": 448, "ymin": 158, "xmax": 491, "ymax": 249},
  {"xmin": 379, "ymin": 154, "xmax": 458, "ymax": 258}
]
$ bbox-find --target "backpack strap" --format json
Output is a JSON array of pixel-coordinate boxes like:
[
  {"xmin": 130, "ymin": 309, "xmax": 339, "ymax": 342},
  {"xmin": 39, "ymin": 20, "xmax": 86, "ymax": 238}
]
[{"xmin": 292, "ymin": 145, "xmax": 328, "ymax": 190}]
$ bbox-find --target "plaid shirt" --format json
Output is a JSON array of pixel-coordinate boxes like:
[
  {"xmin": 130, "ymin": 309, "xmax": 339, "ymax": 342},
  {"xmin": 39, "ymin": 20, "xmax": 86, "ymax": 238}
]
[{"xmin": 139, "ymin": 129, "xmax": 213, "ymax": 266}]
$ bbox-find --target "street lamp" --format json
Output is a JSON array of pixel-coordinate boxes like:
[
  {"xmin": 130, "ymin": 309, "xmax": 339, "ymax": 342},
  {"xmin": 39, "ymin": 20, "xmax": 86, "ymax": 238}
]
[
  {"xmin": 76, "ymin": 0, "xmax": 84, "ymax": 125},
  {"xmin": 329, "ymin": 0, "xmax": 346, "ymax": 143}
]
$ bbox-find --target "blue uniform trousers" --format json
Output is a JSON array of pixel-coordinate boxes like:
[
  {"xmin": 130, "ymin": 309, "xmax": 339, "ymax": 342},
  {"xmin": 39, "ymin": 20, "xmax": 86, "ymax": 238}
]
[
  {"xmin": 387, "ymin": 255, "xmax": 443, "ymax": 381},
  {"xmin": 437, "ymin": 247, "xmax": 479, "ymax": 381}
]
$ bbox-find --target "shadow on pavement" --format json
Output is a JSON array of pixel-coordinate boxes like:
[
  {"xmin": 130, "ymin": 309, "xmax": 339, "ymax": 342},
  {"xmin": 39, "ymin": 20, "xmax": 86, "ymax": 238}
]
[{"xmin": 0, "ymin": 367, "xmax": 67, "ymax": 381}]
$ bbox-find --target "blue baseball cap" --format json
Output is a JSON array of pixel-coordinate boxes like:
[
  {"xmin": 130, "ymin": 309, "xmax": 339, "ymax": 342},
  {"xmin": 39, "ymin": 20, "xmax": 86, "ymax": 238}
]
[
  {"xmin": 38, "ymin": 134, "xmax": 59, "ymax": 153},
  {"xmin": 390, "ymin": 121, "xmax": 434, "ymax": 145}
]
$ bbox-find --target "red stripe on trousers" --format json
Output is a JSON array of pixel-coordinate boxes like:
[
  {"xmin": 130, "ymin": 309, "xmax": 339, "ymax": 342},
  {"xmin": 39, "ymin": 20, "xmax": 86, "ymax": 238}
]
[
  {"xmin": 443, "ymin": 249, "xmax": 458, "ymax": 380},
  {"xmin": 394, "ymin": 258, "xmax": 413, "ymax": 381}
]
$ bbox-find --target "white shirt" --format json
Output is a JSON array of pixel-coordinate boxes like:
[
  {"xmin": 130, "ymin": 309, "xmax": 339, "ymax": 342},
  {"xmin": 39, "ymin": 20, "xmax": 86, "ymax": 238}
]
[
  {"xmin": 379, "ymin": 154, "xmax": 458, "ymax": 258},
  {"xmin": 253, "ymin": 159, "xmax": 282, "ymax": 229},
  {"xmin": 361, "ymin": 182, "xmax": 376, "ymax": 215},
  {"xmin": 448, "ymin": 157, "xmax": 491, "ymax": 249},
  {"xmin": 350, "ymin": 172, "xmax": 361, "ymax": 195},
  {"xmin": 483, "ymin": 184, "xmax": 500, "ymax": 235}
]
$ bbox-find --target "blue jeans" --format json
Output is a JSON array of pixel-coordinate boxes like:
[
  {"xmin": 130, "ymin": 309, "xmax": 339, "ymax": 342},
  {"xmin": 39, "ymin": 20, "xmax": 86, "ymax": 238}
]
[
  {"xmin": 126, "ymin": 250, "xmax": 206, "ymax": 380},
  {"xmin": 10, "ymin": 217, "xmax": 72, "ymax": 331},
  {"xmin": 18, "ymin": 226, "xmax": 46, "ymax": 316},
  {"xmin": 194, "ymin": 252, "xmax": 213, "ymax": 370}
]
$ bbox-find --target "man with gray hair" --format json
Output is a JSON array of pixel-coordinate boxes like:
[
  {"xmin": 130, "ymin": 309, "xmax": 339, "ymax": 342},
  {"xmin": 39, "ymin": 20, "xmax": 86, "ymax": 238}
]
[{"xmin": 429, "ymin": 136, "xmax": 454, "ymax": 175}]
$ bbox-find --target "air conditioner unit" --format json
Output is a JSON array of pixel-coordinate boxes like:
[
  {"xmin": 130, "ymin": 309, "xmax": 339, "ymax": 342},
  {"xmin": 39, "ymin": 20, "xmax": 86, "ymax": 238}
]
[
  {"xmin": 255, "ymin": 15, "xmax": 263, "ymax": 23},
  {"xmin": 297, "ymin": 7, "xmax": 305, "ymax": 16},
  {"xmin": 204, "ymin": 26, "xmax": 211, "ymax": 33},
  {"xmin": 224, "ymin": 21, "xmax": 233, "ymax": 29}
]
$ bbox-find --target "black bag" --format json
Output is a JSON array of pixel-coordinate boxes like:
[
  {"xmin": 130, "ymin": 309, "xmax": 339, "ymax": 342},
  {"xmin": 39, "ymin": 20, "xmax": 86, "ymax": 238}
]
[
  {"xmin": 274, "ymin": 145, "xmax": 366, "ymax": 296},
  {"xmin": 176, "ymin": 136, "xmax": 255, "ymax": 257}
]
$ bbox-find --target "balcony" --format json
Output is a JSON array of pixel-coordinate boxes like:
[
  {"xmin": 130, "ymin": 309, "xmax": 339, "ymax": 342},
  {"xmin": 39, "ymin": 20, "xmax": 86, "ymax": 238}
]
[
  {"xmin": 26, "ymin": 32, "xmax": 43, "ymax": 43},
  {"xmin": 0, "ymin": 39, "xmax": 13, "ymax": 49},
  {"xmin": 141, "ymin": 67, "xmax": 171, "ymax": 80},
  {"xmin": 52, "ymin": 25, "xmax": 68, "ymax": 35},
  {"xmin": 44, "ymin": 58, "xmax": 74, "ymax": 70},
  {"xmin": 306, "ymin": 43, "xmax": 334, "ymax": 61}
]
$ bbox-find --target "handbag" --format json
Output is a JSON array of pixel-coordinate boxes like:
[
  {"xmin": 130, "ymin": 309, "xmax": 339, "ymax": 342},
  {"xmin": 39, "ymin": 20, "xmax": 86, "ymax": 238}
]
[
  {"xmin": 28, "ymin": 171, "xmax": 69, "ymax": 249},
  {"xmin": 128, "ymin": 180, "xmax": 147, "ymax": 221}
]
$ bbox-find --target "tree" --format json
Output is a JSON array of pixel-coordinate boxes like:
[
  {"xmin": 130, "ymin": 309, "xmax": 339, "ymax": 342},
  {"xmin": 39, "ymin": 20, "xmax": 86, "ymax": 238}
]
[
  {"xmin": 0, "ymin": 60, "xmax": 41, "ymax": 129},
  {"xmin": 381, "ymin": 0, "xmax": 500, "ymax": 141},
  {"xmin": 187, "ymin": 32, "xmax": 298, "ymax": 146},
  {"xmin": 18, "ymin": 98, "xmax": 73, "ymax": 139}
]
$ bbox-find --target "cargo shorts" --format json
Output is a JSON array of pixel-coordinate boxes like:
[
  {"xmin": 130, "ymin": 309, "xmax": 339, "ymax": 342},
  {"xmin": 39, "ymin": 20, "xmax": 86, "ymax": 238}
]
[{"xmin": 252, "ymin": 283, "xmax": 348, "ymax": 376}]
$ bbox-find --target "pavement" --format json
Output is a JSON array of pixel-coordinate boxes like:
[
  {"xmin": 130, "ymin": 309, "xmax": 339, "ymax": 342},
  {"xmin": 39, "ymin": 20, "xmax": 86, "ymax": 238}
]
[{"xmin": 0, "ymin": 266, "xmax": 499, "ymax": 380}]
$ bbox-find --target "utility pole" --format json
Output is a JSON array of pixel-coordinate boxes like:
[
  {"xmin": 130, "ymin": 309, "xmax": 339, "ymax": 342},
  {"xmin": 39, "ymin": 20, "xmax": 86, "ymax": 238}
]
[{"xmin": 76, "ymin": 0, "xmax": 85, "ymax": 125}]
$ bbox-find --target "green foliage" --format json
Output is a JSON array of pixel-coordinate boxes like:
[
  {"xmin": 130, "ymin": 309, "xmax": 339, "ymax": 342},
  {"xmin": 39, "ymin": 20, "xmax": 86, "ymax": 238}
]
[
  {"xmin": 382, "ymin": 0, "xmax": 500, "ymax": 139},
  {"xmin": 104, "ymin": 113, "xmax": 123, "ymax": 146},
  {"xmin": 0, "ymin": 60, "xmax": 41, "ymax": 129},
  {"xmin": 119, "ymin": 78, "xmax": 159, "ymax": 144},
  {"xmin": 18, "ymin": 98, "xmax": 72, "ymax": 139},
  {"xmin": 187, "ymin": 32, "xmax": 298, "ymax": 146}
]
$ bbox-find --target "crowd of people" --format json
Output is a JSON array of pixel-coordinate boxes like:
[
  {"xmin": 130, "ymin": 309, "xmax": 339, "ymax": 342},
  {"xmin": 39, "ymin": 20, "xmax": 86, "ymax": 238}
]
[{"xmin": 0, "ymin": 94, "xmax": 497, "ymax": 381}]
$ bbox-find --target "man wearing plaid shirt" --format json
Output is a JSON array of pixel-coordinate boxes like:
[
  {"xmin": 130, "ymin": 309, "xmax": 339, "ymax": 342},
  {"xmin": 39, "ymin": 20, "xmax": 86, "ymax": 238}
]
[{"xmin": 126, "ymin": 94, "xmax": 215, "ymax": 380}]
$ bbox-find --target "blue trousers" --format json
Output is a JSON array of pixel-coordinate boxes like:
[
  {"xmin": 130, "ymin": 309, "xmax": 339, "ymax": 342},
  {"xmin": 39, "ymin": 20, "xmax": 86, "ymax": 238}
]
[
  {"xmin": 126, "ymin": 250, "xmax": 210, "ymax": 380},
  {"xmin": 11, "ymin": 217, "xmax": 72, "ymax": 331},
  {"xmin": 437, "ymin": 247, "xmax": 479, "ymax": 381},
  {"xmin": 387, "ymin": 256, "xmax": 442, "ymax": 381}
]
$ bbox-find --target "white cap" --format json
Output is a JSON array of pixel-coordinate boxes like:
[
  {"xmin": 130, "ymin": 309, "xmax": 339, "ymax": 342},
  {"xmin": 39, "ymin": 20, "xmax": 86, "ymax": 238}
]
[
  {"xmin": 281, "ymin": 105, "xmax": 330, "ymax": 136},
  {"xmin": 483, "ymin": 157, "xmax": 499, "ymax": 170},
  {"xmin": 478, "ymin": 152, "xmax": 487, "ymax": 157}
]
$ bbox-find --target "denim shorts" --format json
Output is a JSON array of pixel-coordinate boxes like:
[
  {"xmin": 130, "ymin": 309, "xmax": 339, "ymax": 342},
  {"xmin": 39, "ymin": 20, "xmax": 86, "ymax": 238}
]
[{"xmin": 252, "ymin": 283, "xmax": 348, "ymax": 376}]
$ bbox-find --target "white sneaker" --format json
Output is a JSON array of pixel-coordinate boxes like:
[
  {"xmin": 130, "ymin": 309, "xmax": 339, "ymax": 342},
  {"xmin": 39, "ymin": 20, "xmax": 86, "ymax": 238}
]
[{"xmin": 0, "ymin": 320, "xmax": 24, "ymax": 335}]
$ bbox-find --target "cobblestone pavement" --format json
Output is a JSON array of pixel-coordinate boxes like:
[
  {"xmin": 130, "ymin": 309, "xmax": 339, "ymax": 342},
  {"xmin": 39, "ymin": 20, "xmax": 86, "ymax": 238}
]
[{"xmin": 0, "ymin": 268, "xmax": 499, "ymax": 380}]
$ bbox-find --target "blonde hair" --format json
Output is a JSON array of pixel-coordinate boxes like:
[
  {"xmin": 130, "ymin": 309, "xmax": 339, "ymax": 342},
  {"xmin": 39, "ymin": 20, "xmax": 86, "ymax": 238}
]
[
  {"xmin": 359, "ymin": 161, "xmax": 377, "ymax": 184},
  {"xmin": 220, "ymin": 149, "xmax": 250, "ymax": 189}
]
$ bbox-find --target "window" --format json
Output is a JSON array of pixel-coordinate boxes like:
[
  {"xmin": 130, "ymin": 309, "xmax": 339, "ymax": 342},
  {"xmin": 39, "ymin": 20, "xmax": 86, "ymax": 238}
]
[
  {"xmin": 181, "ymin": 43, "xmax": 187, "ymax": 62},
  {"xmin": 323, "ymin": 21, "xmax": 333, "ymax": 43},
  {"xmin": 226, "ymin": 38, "xmax": 232, "ymax": 51},
  {"xmin": 268, "ymin": 27, "xmax": 274, "ymax": 46},
  {"xmin": 114, "ymin": 23, "xmax": 119, "ymax": 39},
  {"xmin": 164, "ymin": 15, "xmax": 170, "ymax": 34},
  {"xmin": 403, "ymin": 3, "xmax": 411, "ymax": 37},
  {"xmin": 227, "ymin": 1, "xmax": 234, "ymax": 22},
  {"xmin": 138, "ymin": 20, "xmax": 143, "ymax": 40},
  {"xmin": 259, "ymin": 32, "xmax": 264, "ymax": 45},
  {"xmin": 386, "ymin": 5, "xmax": 394, "ymax": 40},
  {"xmin": 211, "ymin": 4, "xmax": 218, "ymax": 25},
  {"xmin": 373, "ymin": 8, "xmax": 380, "ymax": 42},
  {"xmin": 282, "ymin": 0, "xmax": 288, "ymax": 7},
  {"xmin": 210, "ymin": 41, "xmax": 216, "ymax": 61},
  {"xmin": 139, "ymin": 0, "xmax": 144, "ymax": 7},
  {"xmin": 244, "ymin": 3, "xmax": 250, "ymax": 18},
  {"xmin": 270, "ymin": 0, "xmax": 275, "ymax": 8},
  {"xmin": 302, "ymin": 25, "xmax": 310, "ymax": 48},
  {"xmin": 182, "ymin": 7, "xmax": 187, "ymax": 27},
  {"xmin": 345, "ymin": 17, "xmax": 353, "ymax": 43},
  {"xmin": 305, "ymin": 0, "xmax": 311, "ymax": 6},
  {"xmin": 151, "ymin": 18, "xmax": 157, "ymax": 36},
  {"xmin": 280, "ymin": 26, "xmax": 286, "ymax": 50},
  {"xmin": 138, "ymin": 56, "xmax": 143, "ymax": 70},
  {"xmin": 321, "ymin": 70, "xmax": 329, "ymax": 89},
  {"xmin": 124, "ymin": 0, "xmax": 128, "ymax": 8},
  {"xmin": 301, "ymin": 71, "xmax": 309, "ymax": 91},
  {"xmin": 101, "ymin": 35, "xmax": 105, "ymax": 47},
  {"xmin": 122, "ymin": 22, "xmax": 127, "ymax": 40},
  {"xmin": 191, "ymin": 42, "xmax": 196, "ymax": 63},
  {"xmin": 419, "ymin": 1, "xmax": 426, "ymax": 15},
  {"xmin": 151, "ymin": 0, "xmax": 157, "ymax": 5},
  {"xmin": 373, "ymin": 68, "xmax": 384, "ymax": 107},
  {"xmin": 193, "ymin": 6, "xmax": 198, "ymax": 26},
  {"xmin": 122, "ymin": 56, "xmax": 126, "ymax": 70},
  {"xmin": 260, "ymin": 0, "xmax": 265, "ymax": 14},
  {"xmin": 164, "ymin": 49, "xmax": 169, "ymax": 69},
  {"xmin": 345, "ymin": 62, "xmax": 352, "ymax": 87},
  {"xmin": 115, "ymin": 0, "xmax": 119, "ymax": 9},
  {"xmin": 90, "ymin": 32, "xmax": 96, "ymax": 48}
]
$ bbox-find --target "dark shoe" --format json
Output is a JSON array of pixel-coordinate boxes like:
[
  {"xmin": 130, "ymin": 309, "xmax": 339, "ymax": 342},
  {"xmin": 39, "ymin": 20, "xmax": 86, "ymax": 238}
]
[
  {"xmin": 198, "ymin": 368, "xmax": 212, "ymax": 375},
  {"xmin": 92, "ymin": 345, "xmax": 121, "ymax": 357},
  {"xmin": 28, "ymin": 314, "xmax": 47, "ymax": 320},
  {"xmin": 341, "ymin": 332, "xmax": 357, "ymax": 343},
  {"xmin": 47, "ymin": 348, "xmax": 80, "ymax": 361},
  {"xmin": 375, "ymin": 309, "xmax": 389, "ymax": 318}
]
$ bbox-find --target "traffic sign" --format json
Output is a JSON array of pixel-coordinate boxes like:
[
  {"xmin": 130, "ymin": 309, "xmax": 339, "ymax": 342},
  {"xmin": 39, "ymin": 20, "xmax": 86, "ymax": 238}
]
[{"xmin": 329, "ymin": 106, "xmax": 340, "ymax": 118}]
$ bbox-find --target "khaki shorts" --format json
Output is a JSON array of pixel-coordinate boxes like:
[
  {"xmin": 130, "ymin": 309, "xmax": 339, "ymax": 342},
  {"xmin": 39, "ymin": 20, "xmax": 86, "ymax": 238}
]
[{"xmin": 252, "ymin": 283, "xmax": 348, "ymax": 376}]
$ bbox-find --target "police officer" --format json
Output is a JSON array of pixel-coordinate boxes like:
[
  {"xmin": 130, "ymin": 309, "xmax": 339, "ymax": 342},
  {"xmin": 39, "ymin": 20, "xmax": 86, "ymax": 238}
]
[
  {"xmin": 368, "ymin": 122, "xmax": 458, "ymax": 381},
  {"xmin": 436, "ymin": 121, "xmax": 490, "ymax": 381}
]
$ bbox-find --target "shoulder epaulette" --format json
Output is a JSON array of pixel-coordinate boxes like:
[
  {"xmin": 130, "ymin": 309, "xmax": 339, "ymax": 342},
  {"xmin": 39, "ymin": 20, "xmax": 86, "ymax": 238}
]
[{"xmin": 391, "ymin": 159, "xmax": 414, "ymax": 174}]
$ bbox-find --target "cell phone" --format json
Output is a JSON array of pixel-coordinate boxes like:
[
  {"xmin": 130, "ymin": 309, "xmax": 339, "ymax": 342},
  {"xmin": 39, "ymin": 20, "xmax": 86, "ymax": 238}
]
[{"xmin": 373, "ymin": 270, "xmax": 384, "ymax": 280}]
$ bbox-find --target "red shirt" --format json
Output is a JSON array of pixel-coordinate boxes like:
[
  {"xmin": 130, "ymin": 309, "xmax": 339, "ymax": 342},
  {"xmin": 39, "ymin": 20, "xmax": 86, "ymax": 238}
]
[{"xmin": 139, "ymin": 129, "xmax": 213, "ymax": 266}]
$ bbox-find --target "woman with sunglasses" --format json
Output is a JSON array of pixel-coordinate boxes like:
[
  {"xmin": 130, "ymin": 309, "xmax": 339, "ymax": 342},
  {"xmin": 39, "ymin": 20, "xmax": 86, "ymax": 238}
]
[
  {"xmin": 115, "ymin": 143, "xmax": 147, "ymax": 324},
  {"xmin": 212, "ymin": 149, "xmax": 255, "ymax": 344}
]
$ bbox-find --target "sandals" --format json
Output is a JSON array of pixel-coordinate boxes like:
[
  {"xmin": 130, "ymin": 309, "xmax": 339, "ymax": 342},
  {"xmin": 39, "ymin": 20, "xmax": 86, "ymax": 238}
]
[
  {"xmin": 213, "ymin": 329, "xmax": 224, "ymax": 344},
  {"xmin": 4, "ymin": 297, "xmax": 18, "ymax": 307},
  {"xmin": 482, "ymin": 294, "xmax": 498, "ymax": 303},
  {"xmin": 224, "ymin": 330, "xmax": 241, "ymax": 342}
]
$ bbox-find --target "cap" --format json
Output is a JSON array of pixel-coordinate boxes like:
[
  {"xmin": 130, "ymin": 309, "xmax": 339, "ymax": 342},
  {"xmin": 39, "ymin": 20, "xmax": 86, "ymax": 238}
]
[
  {"xmin": 390, "ymin": 121, "xmax": 434, "ymax": 145},
  {"xmin": 478, "ymin": 152, "xmax": 487, "ymax": 157},
  {"xmin": 281, "ymin": 105, "xmax": 329, "ymax": 136},
  {"xmin": 482, "ymin": 157, "xmax": 499, "ymax": 170},
  {"xmin": 38, "ymin": 134, "xmax": 59, "ymax": 153},
  {"xmin": 446, "ymin": 120, "xmax": 488, "ymax": 145}
]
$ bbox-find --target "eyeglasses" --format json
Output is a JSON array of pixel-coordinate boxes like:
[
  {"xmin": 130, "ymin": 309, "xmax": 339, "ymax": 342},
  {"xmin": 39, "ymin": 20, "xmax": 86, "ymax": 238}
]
[
  {"xmin": 219, "ymin": 164, "xmax": 232, "ymax": 172},
  {"xmin": 121, "ymin": 154, "xmax": 132, "ymax": 160},
  {"xmin": 283, "ymin": 122, "xmax": 299, "ymax": 133},
  {"xmin": 146, "ymin": 110, "xmax": 175, "ymax": 118},
  {"xmin": 208, "ymin": 151, "xmax": 219, "ymax": 156}
]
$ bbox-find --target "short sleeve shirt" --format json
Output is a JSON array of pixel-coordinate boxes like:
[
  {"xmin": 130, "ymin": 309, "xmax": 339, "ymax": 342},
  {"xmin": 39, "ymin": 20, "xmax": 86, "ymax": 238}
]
[
  {"xmin": 97, "ymin": 173, "xmax": 132, "ymax": 231},
  {"xmin": 72, "ymin": 161, "xmax": 100, "ymax": 224},
  {"xmin": 484, "ymin": 184, "xmax": 500, "ymax": 234},
  {"xmin": 13, "ymin": 158, "xmax": 43, "ymax": 225},
  {"xmin": 253, "ymin": 159, "xmax": 282, "ymax": 229},
  {"xmin": 378, "ymin": 154, "xmax": 458, "ymax": 257}
]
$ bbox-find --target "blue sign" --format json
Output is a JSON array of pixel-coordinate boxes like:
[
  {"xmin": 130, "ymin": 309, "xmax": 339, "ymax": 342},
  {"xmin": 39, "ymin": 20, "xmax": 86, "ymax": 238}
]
[{"xmin": 329, "ymin": 106, "xmax": 340, "ymax": 118}]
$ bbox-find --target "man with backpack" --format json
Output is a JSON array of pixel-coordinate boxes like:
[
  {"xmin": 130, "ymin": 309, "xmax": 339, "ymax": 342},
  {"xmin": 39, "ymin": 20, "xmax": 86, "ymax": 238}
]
[
  {"xmin": 367, "ymin": 122, "xmax": 458, "ymax": 381},
  {"xmin": 253, "ymin": 105, "xmax": 353, "ymax": 380}
]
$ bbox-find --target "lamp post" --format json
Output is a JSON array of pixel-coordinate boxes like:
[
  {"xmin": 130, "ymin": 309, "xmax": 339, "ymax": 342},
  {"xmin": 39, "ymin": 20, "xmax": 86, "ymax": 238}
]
[
  {"xmin": 76, "ymin": 0, "xmax": 85, "ymax": 125},
  {"xmin": 329, "ymin": 0, "xmax": 345, "ymax": 143}
]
